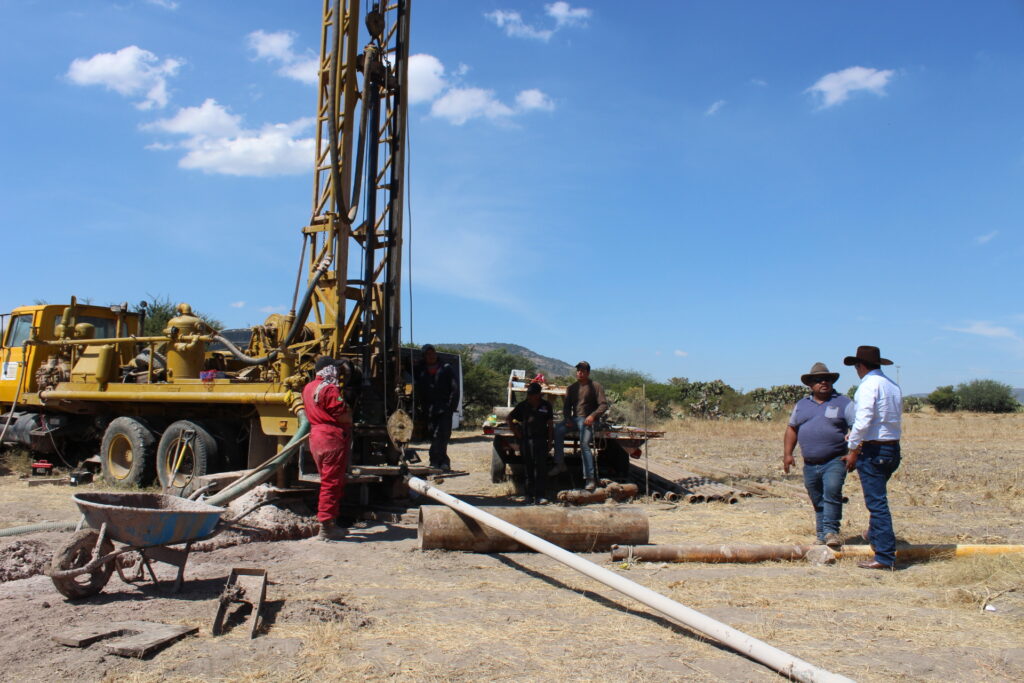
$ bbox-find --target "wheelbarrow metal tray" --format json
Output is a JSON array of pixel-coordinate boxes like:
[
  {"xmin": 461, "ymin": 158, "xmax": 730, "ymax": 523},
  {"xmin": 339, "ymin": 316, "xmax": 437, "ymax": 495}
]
[{"xmin": 73, "ymin": 492, "xmax": 225, "ymax": 547}]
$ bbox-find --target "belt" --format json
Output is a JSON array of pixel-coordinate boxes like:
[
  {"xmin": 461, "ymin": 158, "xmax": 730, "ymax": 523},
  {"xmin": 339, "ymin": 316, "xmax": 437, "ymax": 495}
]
[{"xmin": 864, "ymin": 439, "xmax": 898, "ymax": 445}]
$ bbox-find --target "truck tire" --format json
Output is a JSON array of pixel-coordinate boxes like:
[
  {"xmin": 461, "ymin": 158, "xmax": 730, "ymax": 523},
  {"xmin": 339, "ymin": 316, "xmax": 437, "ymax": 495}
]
[
  {"xmin": 100, "ymin": 417, "xmax": 157, "ymax": 487},
  {"xmin": 490, "ymin": 444, "xmax": 508, "ymax": 483},
  {"xmin": 156, "ymin": 420, "xmax": 218, "ymax": 496},
  {"xmin": 50, "ymin": 529, "xmax": 115, "ymax": 600}
]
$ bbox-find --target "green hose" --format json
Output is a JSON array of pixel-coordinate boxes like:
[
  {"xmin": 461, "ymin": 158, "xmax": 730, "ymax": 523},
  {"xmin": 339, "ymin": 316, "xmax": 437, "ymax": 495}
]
[
  {"xmin": 207, "ymin": 411, "xmax": 310, "ymax": 507},
  {"xmin": 0, "ymin": 520, "xmax": 78, "ymax": 538}
]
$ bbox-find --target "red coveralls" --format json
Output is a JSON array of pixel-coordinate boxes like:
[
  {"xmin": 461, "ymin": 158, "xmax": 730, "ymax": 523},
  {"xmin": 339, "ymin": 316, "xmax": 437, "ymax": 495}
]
[{"xmin": 302, "ymin": 378, "xmax": 351, "ymax": 523}]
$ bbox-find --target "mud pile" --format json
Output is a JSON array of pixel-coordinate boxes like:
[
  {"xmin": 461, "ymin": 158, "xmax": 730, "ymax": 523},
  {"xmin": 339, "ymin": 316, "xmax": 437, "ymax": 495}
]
[
  {"xmin": 194, "ymin": 485, "xmax": 318, "ymax": 551},
  {"xmin": 0, "ymin": 539, "xmax": 51, "ymax": 582}
]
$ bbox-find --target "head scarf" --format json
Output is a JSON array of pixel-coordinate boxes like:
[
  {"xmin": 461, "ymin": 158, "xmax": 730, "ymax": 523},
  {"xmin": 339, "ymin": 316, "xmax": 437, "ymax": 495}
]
[{"xmin": 313, "ymin": 363, "xmax": 340, "ymax": 406}]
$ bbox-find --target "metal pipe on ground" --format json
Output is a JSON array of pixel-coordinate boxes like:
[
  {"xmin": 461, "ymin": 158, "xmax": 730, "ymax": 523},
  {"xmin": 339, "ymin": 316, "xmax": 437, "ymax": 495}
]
[
  {"xmin": 418, "ymin": 504, "xmax": 648, "ymax": 552},
  {"xmin": 407, "ymin": 477, "xmax": 851, "ymax": 683}
]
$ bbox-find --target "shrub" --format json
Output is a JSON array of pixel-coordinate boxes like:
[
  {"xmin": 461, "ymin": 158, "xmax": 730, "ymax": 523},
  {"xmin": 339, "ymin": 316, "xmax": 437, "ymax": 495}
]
[
  {"xmin": 955, "ymin": 379, "xmax": 1019, "ymax": 413},
  {"xmin": 926, "ymin": 385, "xmax": 959, "ymax": 412}
]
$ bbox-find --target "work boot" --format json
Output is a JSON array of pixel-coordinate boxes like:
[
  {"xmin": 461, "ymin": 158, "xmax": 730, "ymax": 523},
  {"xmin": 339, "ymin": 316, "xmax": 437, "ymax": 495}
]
[
  {"xmin": 823, "ymin": 533, "xmax": 842, "ymax": 548},
  {"xmin": 318, "ymin": 520, "xmax": 346, "ymax": 542},
  {"xmin": 585, "ymin": 478, "xmax": 597, "ymax": 492},
  {"xmin": 536, "ymin": 498, "xmax": 550, "ymax": 506}
]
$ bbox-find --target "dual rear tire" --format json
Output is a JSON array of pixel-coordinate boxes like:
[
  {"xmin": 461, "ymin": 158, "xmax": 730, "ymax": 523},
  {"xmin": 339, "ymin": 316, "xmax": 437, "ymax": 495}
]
[{"xmin": 100, "ymin": 417, "xmax": 218, "ymax": 494}]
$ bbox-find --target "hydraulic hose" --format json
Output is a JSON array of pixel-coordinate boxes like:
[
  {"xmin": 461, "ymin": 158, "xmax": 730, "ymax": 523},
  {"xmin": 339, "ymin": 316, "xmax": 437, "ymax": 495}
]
[
  {"xmin": 213, "ymin": 257, "xmax": 331, "ymax": 367},
  {"xmin": 0, "ymin": 520, "xmax": 78, "ymax": 538},
  {"xmin": 212, "ymin": 334, "xmax": 277, "ymax": 366},
  {"xmin": 207, "ymin": 411, "xmax": 310, "ymax": 507}
]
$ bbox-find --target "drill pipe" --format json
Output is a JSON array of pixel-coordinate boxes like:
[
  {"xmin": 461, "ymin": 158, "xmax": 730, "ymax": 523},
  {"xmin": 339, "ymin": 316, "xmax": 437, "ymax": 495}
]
[
  {"xmin": 418, "ymin": 504, "xmax": 648, "ymax": 552},
  {"xmin": 407, "ymin": 477, "xmax": 851, "ymax": 683},
  {"xmin": 557, "ymin": 483, "xmax": 639, "ymax": 505},
  {"xmin": 611, "ymin": 543, "xmax": 1024, "ymax": 564}
]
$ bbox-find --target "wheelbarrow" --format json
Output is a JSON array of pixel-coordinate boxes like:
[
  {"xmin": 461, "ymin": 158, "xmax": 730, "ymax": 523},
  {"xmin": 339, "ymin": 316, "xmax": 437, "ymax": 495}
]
[{"xmin": 49, "ymin": 492, "xmax": 229, "ymax": 599}]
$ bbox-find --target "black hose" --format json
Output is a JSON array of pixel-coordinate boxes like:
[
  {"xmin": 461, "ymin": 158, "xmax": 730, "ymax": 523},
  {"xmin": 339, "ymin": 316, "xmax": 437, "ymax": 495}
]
[{"xmin": 212, "ymin": 335, "xmax": 277, "ymax": 366}]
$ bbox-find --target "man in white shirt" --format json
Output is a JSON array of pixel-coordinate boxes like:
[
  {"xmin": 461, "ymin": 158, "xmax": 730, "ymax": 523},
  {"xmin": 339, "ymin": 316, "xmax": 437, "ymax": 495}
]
[{"xmin": 843, "ymin": 345, "xmax": 902, "ymax": 570}]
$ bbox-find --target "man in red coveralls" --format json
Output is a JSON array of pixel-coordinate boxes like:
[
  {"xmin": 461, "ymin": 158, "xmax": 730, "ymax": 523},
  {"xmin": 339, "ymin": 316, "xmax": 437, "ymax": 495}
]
[{"xmin": 302, "ymin": 357, "xmax": 352, "ymax": 541}]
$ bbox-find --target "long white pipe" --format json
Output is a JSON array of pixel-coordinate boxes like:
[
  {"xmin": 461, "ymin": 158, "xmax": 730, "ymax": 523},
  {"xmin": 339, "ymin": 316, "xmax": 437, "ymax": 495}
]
[{"xmin": 407, "ymin": 477, "xmax": 852, "ymax": 683}]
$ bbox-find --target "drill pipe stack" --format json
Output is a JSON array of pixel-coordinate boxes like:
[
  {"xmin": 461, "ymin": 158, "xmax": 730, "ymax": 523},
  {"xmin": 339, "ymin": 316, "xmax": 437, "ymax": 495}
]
[{"xmin": 629, "ymin": 462, "xmax": 752, "ymax": 504}]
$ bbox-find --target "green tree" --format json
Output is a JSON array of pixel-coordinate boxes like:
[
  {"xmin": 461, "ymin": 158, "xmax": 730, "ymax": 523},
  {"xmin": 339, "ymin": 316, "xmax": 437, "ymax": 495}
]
[
  {"xmin": 955, "ymin": 379, "xmax": 1018, "ymax": 413},
  {"xmin": 476, "ymin": 348, "xmax": 536, "ymax": 379},
  {"xmin": 142, "ymin": 294, "xmax": 223, "ymax": 336},
  {"xmin": 846, "ymin": 385, "xmax": 857, "ymax": 399},
  {"xmin": 927, "ymin": 385, "xmax": 959, "ymax": 412}
]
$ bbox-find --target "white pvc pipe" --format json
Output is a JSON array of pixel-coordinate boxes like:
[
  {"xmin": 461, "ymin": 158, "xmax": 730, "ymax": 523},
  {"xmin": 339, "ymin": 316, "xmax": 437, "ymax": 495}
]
[{"xmin": 407, "ymin": 477, "xmax": 852, "ymax": 683}]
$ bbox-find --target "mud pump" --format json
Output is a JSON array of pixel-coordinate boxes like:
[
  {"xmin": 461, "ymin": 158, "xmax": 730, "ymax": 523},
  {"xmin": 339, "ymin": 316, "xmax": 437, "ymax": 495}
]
[{"xmin": 0, "ymin": 0, "xmax": 430, "ymax": 500}]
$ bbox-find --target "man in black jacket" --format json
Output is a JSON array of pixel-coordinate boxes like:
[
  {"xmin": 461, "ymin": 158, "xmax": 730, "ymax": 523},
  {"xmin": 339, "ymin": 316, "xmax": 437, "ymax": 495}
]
[
  {"xmin": 552, "ymin": 361, "xmax": 608, "ymax": 491},
  {"xmin": 414, "ymin": 344, "xmax": 459, "ymax": 471},
  {"xmin": 507, "ymin": 382, "xmax": 554, "ymax": 504}
]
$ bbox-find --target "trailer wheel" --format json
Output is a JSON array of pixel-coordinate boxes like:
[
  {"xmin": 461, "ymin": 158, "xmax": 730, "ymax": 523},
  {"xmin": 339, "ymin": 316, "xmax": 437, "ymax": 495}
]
[
  {"xmin": 50, "ymin": 529, "xmax": 115, "ymax": 600},
  {"xmin": 156, "ymin": 420, "xmax": 218, "ymax": 496},
  {"xmin": 100, "ymin": 417, "xmax": 157, "ymax": 487},
  {"xmin": 490, "ymin": 445, "xmax": 508, "ymax": 483}
]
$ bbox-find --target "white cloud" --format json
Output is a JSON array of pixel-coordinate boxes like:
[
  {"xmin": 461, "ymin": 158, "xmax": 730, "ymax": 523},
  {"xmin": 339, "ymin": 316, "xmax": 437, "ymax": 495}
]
[
  {"xmin": 515, "ymin": 88, "xmax": 555, "ymax": 111},
  {"xmin": 145, "ymin": 99, "xmax": 314, "ymax": 176},
  {"xmin": 750, "ymin": 78, "xmax": 768, "ymax": 87},
  {"xmin": 945, "ymin": 321, "xmax": 1020, "ymax": 341},
  {"xmin": 409, "ymin": 54, "xmax": 447, "ymax": 104},
  {"xmin": 674, "ymin": 349, "xmax": 688, "ymax": 357},
  {"xmin": 67, "ymin": 45, "xmax": 182, "ymax": 110},
  {"xmin": 247, "ymin": 30, "xmax": 318, "ymax": 85},
  {"xmin": 485, "ymin": 10, "xmax": 553, "ymax": 41},
  {"xmin": 546, "ymin": 1, "xmax": 591, "ymax": 26},
  {"xmin": 144, "ymin": 98, "xmax": 242, "ymax": 137},
  {"xmin": 432, "ymin": 88, "xmax": 514, "ymax": 125},
  {"xmin": 414, "ymin": 54, "xmax": 555, "ymax": 125},
  {"xmin": 230, "ymin": 301, "xmax": 246, "ymax": 308},
  {"xmin": 145, "ymin": 0, "xmax": 179, "ymax": 8},
  {"xmin": 705, "ymin": 99, "xmax": 725, "ymax": 116},
  {"xmin": 485, "ymin": 3, "xmax": 591, "ymax": 41},
  {"xmin": 976, "ymin": 230, "xmax": 998, "ymax": 245},
  {"xmin": 805, "ymin": 66, "xmax": 895, "ymax": 108}
]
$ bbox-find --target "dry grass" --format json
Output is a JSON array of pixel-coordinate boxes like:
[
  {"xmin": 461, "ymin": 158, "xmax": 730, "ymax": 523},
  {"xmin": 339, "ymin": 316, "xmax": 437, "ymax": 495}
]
[{"xmin": 9, "ymin": 414, "xmax": 1024, "ymax": 682}]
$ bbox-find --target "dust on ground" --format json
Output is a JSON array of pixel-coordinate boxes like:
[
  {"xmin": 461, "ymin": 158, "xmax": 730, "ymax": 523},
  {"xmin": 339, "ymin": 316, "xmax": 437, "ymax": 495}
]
[{"xmin": 0, "ymin": 412, "xmax": 1022, "ymax": 682}]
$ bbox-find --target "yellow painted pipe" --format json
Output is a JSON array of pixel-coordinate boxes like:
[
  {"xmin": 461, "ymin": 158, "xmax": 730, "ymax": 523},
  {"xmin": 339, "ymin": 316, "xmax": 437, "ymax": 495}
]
[
  {"xmin": 40, "ymin": 389, "xmax": 289, "ymax": 405},
  {"xmin": 611, "ymin": 544, "xmax": 1024, "ymax": 564}
]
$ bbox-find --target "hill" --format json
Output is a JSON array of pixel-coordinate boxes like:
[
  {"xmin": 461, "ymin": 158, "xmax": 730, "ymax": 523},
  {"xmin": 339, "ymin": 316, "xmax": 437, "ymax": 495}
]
[
  {"xmin": 1016, "ymin": 388, "xmax": 1024, "ymax": 403},
  {"xmin": 441, "ymin": 342, "xmax": 574, "ymax": 378}
]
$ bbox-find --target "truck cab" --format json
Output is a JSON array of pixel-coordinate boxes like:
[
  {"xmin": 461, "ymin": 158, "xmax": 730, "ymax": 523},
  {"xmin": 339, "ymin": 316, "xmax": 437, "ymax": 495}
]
[{"xmin": 0, "ymin": 302, "xmax": 140, "ymax": 406}]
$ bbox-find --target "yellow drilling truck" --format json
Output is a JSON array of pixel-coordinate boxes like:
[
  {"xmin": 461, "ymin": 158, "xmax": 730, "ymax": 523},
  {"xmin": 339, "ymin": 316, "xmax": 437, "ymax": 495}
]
[{"xmin": 0, "ymin": 0, "xmax": 436, "ymax": 500}]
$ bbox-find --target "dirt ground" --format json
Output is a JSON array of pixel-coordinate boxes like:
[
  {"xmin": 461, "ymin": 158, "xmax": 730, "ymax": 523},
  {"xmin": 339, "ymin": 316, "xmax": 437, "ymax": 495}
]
[{"xmin": 1, "ymin": 411, "xmax": 1022, "ymax": 682}]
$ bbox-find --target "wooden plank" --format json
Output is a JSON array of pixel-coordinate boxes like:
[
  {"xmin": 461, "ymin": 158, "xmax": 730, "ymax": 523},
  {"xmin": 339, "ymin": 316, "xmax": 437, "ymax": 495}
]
[{"xmin": 54, "ymin": 621, "xmax": 198, "ymax": 657}]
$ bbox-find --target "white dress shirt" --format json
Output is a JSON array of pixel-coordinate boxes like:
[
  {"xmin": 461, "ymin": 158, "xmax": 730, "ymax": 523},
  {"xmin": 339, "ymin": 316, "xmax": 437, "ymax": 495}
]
[{"xmin": 845, "ymin": 369, "xmax": 902, "ymax": 449}]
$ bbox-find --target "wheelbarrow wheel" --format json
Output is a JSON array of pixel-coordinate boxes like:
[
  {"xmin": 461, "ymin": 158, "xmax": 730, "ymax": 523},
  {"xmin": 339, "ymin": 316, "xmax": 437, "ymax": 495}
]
[{"xmin": 50, "ymin": 529, "xmax": 115, "ymax": 599}]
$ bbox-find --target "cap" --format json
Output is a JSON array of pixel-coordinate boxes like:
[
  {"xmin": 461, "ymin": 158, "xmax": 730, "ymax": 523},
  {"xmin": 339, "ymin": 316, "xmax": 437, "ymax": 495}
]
[
  {"xmin": 421, "ymin": 343, "xmax": 436, "ymax": 353},
  {"xmin": 526, "ymin": 382, "xmax": 542, "ymax": 395},
  {"xmin": 575, "ymin": 361, "xmax": 591, "ymax": 371},
  {"xmin": 314, "ymin": 356, "xmax": 334, "ymax": 372}
]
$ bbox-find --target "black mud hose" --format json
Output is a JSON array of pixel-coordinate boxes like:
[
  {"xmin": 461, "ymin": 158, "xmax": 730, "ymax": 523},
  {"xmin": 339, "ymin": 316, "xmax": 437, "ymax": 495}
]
[
  {"xmin": 211, "ymin": 335, "xmax": 277, "ymax": 366},
  {"xmin": 490, "ymin": 444, "xmax": 508, "ymax": 483},
  {"xmin": 100, "ymin": 417, "xmax": 157, "ymax": 487}
]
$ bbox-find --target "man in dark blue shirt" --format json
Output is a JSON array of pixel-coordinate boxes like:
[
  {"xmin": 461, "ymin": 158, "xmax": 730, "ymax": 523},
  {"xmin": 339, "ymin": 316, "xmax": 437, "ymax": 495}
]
[
  {"xmin": 508, "ymin": 382, "xmax": 554, "ymax": 505},
  {"xmin": 783, "ymin": 362, "xmax": 853, "ymax": 548}
]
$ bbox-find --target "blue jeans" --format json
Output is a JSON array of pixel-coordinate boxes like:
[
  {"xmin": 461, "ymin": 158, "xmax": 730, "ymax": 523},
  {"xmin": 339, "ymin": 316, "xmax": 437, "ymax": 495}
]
[
  {"xmin": 857, "ymin": 442, "xmax": 901, "ymax": 566},
  {"xmin": 802, "ymin": 456, "xmax": 847, "ymax": 541},
  {"xmin": 553, "ymin": 417, "xmax": 595, "ymax": 481}
]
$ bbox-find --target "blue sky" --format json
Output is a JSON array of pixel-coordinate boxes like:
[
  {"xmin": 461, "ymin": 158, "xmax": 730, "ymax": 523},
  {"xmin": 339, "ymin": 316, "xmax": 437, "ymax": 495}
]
[{"xmin": 1, "ymin": 1, "xmax": 1022, "ymax": 394}]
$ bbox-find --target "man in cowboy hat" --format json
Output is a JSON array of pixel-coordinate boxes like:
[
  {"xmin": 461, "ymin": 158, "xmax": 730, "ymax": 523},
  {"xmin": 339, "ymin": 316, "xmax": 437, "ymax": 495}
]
[
  {"xmin": 843, "ymin": 345, "xmax": 903, "ymax": 570},
  {"xmin": 783, "ymin": 362, "xmax": 853, "ymax": 548}
]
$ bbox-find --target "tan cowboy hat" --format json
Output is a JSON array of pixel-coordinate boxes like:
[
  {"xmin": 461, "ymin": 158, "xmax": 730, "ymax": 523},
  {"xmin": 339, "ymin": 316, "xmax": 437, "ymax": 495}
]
[
  {"xmin": 801, "ymin": 362, "xmax": 839, "ymax": 387},
  {"xmin": 843, "ymin": 345, "xmax": 893, "ymax": 366}
]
